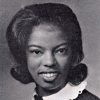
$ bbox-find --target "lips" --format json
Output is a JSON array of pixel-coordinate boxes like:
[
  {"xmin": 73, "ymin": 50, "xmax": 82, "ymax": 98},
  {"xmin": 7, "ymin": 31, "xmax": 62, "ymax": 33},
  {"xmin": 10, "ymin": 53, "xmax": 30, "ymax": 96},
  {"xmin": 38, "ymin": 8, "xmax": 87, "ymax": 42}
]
[{"xmin": 38, "ymin": 72, "xmax": 59, "ymax": 82}]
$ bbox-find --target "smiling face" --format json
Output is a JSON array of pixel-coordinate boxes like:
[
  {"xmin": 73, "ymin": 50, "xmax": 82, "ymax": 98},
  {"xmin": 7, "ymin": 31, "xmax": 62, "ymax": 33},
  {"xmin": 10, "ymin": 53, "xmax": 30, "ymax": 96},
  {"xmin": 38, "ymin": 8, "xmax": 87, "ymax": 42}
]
[{"xmin": 26, "ymin": 24, "xmax": 72, "ymax": 96}]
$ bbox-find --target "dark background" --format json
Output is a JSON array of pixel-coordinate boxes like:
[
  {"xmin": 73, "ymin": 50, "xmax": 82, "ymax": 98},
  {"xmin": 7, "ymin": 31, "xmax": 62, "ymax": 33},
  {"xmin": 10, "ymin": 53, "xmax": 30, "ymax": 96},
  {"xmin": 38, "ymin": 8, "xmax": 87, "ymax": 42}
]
[{"xmin": 0, "ymin": 0, "xmax": 100, "ymax": 100}]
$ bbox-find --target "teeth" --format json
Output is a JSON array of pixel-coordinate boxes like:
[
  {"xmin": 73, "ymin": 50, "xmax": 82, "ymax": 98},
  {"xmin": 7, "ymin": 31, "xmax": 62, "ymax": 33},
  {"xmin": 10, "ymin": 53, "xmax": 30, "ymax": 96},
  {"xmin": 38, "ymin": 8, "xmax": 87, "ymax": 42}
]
[
  {"xmin": 42, "ymin": 73, "xmax": 57, "ymax": 78},
  {"xmin": 39, "ymin": 72, "xmax": 58, "ymax": 81}
]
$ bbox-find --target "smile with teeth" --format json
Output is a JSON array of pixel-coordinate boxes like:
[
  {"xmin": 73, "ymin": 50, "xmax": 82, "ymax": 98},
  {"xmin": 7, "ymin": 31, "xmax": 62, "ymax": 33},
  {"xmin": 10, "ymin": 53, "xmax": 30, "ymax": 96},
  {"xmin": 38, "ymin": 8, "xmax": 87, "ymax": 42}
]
[{"xmin": 39, "ymin": 72, "xmax": 59, "ymax": 81}]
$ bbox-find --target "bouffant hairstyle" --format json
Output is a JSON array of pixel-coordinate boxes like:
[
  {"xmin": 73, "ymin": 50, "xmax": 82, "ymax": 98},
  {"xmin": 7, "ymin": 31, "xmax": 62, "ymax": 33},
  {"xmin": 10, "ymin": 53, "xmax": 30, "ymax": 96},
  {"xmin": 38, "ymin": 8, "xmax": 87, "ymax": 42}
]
[{"xmin": 6, "ymin": 3, "xmax": 87, "ymax": 84}]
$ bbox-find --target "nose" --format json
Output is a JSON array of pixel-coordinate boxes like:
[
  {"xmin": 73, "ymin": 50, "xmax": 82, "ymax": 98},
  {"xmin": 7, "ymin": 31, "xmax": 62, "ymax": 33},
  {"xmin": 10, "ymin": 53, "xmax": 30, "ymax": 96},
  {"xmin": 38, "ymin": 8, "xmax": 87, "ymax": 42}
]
[{"xmin": 42, "ymin": 51, "xmax": 56, "ymax": 67}]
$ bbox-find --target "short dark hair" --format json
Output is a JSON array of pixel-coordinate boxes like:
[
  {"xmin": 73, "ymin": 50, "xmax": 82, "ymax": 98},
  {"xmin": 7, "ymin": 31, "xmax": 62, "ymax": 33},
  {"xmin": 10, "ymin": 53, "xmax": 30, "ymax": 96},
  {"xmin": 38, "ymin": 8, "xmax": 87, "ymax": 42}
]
[{"xmin": 6, "ymin": 3, "xmax": 87, "ymax": 84}]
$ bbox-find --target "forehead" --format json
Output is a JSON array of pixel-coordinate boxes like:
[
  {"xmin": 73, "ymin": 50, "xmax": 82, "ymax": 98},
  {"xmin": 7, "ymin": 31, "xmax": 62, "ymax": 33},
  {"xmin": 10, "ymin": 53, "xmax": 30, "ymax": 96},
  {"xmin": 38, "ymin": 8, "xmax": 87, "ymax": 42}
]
[
  {"xmin": 33, "ymin": 24, "xmax": 65, "ymax": 38},
  {"xmin": 30, "ymin": 24, "xmax": 67, "ymax": 39},
  {"xmin": 28, "ymin": 24, "xmax": 68, "ymax": 47}
]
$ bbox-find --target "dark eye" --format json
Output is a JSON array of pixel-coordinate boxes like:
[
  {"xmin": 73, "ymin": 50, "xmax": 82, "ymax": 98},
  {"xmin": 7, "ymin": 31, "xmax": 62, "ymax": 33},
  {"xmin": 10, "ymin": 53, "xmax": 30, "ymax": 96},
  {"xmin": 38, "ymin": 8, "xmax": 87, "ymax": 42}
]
[
  {"xmin": 55, "ymin": 48, "xmax": 67, "ymax": 55},
  {"xmin": 29, "ymin": 49, "xmax": 42, "ymax": 55}
]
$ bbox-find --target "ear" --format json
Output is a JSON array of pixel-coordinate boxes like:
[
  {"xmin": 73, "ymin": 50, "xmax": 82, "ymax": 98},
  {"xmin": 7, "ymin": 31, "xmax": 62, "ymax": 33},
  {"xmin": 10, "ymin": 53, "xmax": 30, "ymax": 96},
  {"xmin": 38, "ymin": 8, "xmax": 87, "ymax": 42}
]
[{"xmin": 71, "ymin": 53, "xmax": 84, "ymax": 67}]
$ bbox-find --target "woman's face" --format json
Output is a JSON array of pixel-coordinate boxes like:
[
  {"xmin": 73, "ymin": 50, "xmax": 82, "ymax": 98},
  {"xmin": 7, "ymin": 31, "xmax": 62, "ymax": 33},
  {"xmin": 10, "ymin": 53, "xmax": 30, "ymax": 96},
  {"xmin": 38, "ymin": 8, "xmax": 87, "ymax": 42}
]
[{"xmin": 26, "ymin": 24, "xmax": 72, "ymax": 94}]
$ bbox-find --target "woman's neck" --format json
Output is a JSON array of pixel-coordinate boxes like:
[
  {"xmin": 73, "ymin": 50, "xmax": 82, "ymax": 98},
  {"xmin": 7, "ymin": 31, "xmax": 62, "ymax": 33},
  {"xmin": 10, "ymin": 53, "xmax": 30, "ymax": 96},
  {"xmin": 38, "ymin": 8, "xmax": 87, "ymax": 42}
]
[{"xmin": 36, "ymin": 82, "xmax": 67, "ymax": 97}]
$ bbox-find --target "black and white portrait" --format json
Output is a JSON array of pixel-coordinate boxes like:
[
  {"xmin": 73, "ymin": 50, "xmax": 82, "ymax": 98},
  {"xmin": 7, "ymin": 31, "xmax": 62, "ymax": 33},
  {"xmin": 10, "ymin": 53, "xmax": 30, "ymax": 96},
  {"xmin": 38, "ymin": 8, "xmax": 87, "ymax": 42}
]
[{"xmin": 1, "ymin": 0, "xmax": 100, "ymax": 100}]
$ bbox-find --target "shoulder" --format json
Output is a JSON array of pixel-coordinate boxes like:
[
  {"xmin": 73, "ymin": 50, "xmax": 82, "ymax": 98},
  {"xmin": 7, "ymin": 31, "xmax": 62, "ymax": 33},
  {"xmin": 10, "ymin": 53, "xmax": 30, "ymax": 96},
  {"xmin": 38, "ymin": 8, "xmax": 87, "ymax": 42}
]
[{"xmin": 76, "ymin": 89, "xmax": 100, "ymax": 100}]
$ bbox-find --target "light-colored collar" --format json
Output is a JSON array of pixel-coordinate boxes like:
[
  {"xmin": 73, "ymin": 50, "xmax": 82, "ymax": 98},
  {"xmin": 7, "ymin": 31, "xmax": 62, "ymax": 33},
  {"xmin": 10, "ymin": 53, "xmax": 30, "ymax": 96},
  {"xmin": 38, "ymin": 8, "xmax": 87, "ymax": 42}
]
[{"xmin": 32, "ymin": 81, "xmax": 87, "ymax": 100}]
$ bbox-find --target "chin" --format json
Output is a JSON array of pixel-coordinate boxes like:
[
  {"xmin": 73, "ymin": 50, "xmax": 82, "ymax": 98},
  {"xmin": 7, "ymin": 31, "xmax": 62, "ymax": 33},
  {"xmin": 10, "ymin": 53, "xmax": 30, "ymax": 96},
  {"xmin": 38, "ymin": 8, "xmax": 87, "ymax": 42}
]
[{"xmin": 41, "ymin": 81, "xmax": 65, "ymax": 92}]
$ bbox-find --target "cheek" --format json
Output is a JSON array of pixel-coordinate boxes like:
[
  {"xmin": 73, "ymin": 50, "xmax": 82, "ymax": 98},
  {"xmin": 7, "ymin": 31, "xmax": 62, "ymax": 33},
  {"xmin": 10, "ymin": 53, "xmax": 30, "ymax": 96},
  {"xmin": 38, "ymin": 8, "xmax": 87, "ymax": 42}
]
[
  {"xmin": 27, "ymin": 57, "xmax": 41, "ymax": 80},
  {"xmin": 56, "ymin": 56, "xmax": 70, "ymax": 70},
  {"xmin": 27, "ymin": 56, "xmax": 41, "ymax": 71}
]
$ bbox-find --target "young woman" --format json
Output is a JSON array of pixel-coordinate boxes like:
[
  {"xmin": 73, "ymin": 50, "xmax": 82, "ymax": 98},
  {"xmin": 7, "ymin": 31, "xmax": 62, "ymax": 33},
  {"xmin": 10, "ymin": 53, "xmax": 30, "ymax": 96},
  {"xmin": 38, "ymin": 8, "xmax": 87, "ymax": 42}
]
[{"xmin": 6, "ymin": 3, "xmax": 100, "ymax": 100}]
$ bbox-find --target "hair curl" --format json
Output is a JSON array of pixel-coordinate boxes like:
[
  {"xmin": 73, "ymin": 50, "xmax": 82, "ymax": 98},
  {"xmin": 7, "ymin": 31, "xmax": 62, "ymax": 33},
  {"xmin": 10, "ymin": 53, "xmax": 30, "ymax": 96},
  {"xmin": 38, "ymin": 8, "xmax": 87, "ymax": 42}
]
[{"xmin": 6, "ymin": 3, "xmax": 87, "ymax": 85}]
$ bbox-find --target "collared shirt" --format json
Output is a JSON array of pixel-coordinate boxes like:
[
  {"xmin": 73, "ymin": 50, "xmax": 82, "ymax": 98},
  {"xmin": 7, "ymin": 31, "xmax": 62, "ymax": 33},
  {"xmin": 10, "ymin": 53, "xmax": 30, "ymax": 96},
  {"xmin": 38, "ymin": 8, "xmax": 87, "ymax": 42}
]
[{"xmin": 32, "ymin": 81, "xmax": 87, "ymax": 100}]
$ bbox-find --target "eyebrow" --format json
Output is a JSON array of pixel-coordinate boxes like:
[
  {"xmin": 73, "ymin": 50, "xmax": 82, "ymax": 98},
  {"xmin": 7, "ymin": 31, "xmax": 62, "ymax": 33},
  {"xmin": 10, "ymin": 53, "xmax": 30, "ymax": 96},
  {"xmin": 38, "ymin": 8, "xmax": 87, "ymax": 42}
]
[
  {"xmin": 27, "ymin": 43, "xmax": 68, "ymax": 49},
  {"xmin": 54, "ymin": 43, "xmax": 68, "ymax": 49},
  {"xmin": 28, "ymin": 44, "xmax": 43, "ymax": 49}
]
